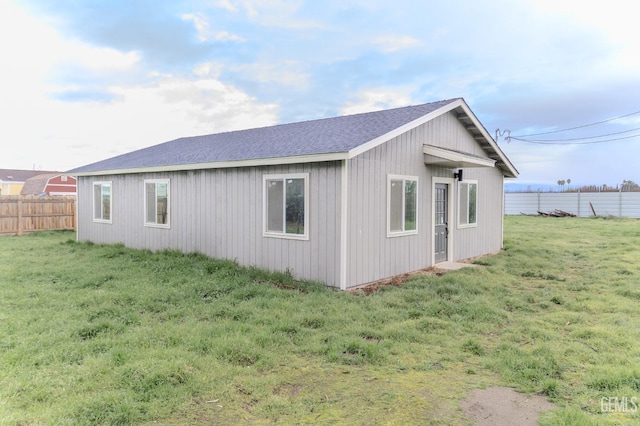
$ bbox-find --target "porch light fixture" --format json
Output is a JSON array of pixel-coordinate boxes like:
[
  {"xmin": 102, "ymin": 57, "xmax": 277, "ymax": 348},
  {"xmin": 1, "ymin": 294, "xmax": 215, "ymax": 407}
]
[{"xmin": 453, "ymin": 169, "xmax": 463, "ymax": 181}]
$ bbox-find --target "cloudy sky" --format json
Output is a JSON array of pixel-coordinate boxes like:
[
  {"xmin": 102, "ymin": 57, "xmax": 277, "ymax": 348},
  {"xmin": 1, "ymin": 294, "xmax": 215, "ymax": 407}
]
[{"xmin": 2, "ymin": 0, "xmax": 639, "ymax": 187}]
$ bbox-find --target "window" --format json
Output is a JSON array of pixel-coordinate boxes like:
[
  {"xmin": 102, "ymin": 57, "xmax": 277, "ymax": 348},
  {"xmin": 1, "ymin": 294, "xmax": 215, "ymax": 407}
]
[
  {"xmin": 264, "ymin": 173, "xmax": 309, "ymax": 239},
  {"xmin": 388, "ymin": 175, "xmax": 418, "ymax": 236},
  {"xmin": 93, "ymin": 182, "xmax": 112, "ymax": 223},
  {"xmin": 458, "ymin": 181, "xmax": 477, "ymax": 227},
  {"xmin": 145, "ymin": 179, "xmax": 170, "ymax": 227}
]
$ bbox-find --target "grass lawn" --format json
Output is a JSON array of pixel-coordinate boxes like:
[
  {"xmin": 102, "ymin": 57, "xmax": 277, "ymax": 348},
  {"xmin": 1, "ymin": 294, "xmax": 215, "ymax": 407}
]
[{"xmin": 1, "ymin": 216, "xmax": 640, "ymax": 425}]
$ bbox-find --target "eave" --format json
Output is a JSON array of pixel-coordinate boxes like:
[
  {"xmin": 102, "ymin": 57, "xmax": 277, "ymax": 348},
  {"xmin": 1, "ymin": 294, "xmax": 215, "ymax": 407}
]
[
  {"xmin": 423, "ymin": 145, "xmax": 496, "ymax": 168},
  {"xmin": 68, "ymin": 152, "xmax": 348, "ymax": 177}
]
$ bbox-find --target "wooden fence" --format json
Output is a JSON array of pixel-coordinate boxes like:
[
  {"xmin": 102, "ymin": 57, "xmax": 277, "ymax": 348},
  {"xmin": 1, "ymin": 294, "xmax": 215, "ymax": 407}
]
[{"xmin": 0, "ymin": 195, "xmax": 76, "ymax": 235}]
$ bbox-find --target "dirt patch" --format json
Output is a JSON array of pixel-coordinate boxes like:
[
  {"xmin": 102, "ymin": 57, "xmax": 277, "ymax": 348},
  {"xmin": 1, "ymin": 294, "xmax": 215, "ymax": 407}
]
[
  {"xmin": 274, "ymin": 383, "xmax": 302, "ymax": 398},
  {"xmin": 348, "ymin": 268, "xmax": 444, "ymax": 295},
  {"xmin": 461, "ymin": 386, "xmax": 555, "ymax": 426}
]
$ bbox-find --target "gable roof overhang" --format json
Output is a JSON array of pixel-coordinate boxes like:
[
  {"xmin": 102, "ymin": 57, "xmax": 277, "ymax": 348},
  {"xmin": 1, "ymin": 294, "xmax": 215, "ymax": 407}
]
[
  {"xmin": 69, "ymin": 98, "xmax": 518, "ymax": 178},
  {"xmin": 448, "ymin": 100, "xmax": 518, "ymax": 178},
  {"xmin": 423, "ymin": 145, "xmax": 496, "ymax": 169}
]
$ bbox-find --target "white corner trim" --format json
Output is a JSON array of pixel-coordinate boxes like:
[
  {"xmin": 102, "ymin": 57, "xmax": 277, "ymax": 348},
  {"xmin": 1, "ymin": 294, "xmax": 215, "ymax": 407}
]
[{"xmin": 339, "ymin": 159, "xmax": 349, "ymax": 290}]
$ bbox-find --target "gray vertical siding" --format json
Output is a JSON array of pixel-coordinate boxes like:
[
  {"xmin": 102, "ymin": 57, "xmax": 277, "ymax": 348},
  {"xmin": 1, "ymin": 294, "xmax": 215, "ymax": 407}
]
[
  {"xmin": 344, "ymin": 111, "xmax": 505, "ymax": 288},
  {"xmin": 77, "ymin": 162, "xmax": 343, "ymax": 287},
  {"xmin": 452, "ymin": 167, "xmax": 505, "ymax": 261}
]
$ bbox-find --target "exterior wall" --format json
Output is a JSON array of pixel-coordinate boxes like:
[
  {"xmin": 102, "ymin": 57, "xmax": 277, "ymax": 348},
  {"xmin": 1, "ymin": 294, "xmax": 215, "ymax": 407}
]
[
  {"xmin": 452, "ymin": 166, "xmax": 504, "ymax": 261},
  {"xmin": 425, "ymin": 111, "xmax": 492, "ymax": 159},
  {"xmin": 76, "ymin": 110, "xmax": 508, "ymax": 290},
  {"xmin": 345, "ymin": 112, "xmax": 503, "ymax": 288},
  {"xmin": 0, "ymin": 182, "xmax": 24, "ymax": 195},
  {"xmin": 77, "ymin": 162, "xmax": 343, "ymax": 287},
  {"xmin": 46, "ymin": 175, "xmax": 77, "ymax": 195}
]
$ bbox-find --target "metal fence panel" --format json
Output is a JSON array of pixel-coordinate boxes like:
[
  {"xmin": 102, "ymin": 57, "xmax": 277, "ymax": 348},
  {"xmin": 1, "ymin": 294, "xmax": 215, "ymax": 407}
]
[{"xmin": 504, "ymin": 192, "xmax": 640, "ymax": 218}]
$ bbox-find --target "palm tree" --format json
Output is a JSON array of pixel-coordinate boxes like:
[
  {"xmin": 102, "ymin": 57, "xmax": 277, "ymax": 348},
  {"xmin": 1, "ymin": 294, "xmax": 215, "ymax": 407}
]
[{"xmin": 557, "ymin": 179, "xmax": 566, "ymax": 192}]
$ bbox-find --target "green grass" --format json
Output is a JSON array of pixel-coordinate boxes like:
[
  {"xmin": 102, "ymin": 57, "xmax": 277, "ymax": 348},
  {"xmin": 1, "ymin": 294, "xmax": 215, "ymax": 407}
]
[{"xmin": 1, "ymin": 217, "xmax": 640, "ymax": 424}]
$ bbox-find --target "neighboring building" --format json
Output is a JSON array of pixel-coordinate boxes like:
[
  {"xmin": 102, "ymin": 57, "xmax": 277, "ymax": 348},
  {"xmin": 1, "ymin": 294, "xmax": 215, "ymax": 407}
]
[
  {"xmin": 20, "ymin": 173, "xmax": 77, "ymax": 196},
  {"xmin": 0, "ymin": 169, "xmax": 59, "ymax": 196},
  {"xmin": 69, "ymin": 98, "xmax": 518, "ymax": 290}
]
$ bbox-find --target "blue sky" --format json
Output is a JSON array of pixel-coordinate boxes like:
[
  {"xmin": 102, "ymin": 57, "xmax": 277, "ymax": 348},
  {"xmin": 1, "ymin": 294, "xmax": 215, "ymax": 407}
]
[{"xmin": 2, "ymin": 0, "xmax": 639, "ymax": 187}]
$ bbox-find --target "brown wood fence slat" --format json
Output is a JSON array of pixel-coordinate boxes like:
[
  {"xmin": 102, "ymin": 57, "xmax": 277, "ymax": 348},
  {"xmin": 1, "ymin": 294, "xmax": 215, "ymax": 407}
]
[{"xmin": 0, "ymin": 195, "xmax": 76, "ymax": 235}]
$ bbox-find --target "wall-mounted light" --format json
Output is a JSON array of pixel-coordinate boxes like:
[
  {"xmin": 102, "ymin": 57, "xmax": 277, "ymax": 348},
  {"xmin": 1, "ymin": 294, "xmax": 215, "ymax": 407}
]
[{"xmin": 453, "ymin": 169, "xmax": 463, "ymax": 181}]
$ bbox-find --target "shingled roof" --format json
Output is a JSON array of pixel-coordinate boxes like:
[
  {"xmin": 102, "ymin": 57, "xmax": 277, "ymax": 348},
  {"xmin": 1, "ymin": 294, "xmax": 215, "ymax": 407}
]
[
  {"xmin": 69, "ymin": 98, "xmax": 518, "ymax": 177},
  {"xmin": 0, "ymin": 169, "xmax": 59, "ymax": 183},
  {"xmin": 19, "ymin": 173, "xmax": 59, "ymax": 195}
]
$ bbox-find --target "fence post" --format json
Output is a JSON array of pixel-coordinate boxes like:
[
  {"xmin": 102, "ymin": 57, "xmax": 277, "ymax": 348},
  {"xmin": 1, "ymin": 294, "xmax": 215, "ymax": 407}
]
[
  {"xmin": 17, "ymin": 196, "xmax": 23, "ymax": 236},
  {"xmin": 72, "ymin": 198, "xmax": 77, "ymax": 231},
  {"xmin": 620, "ymin": 188, "xmax": 623, "ymax": 217},
  {"xmin": 537, "ymin": 189, "xmax": 541, "ymax": 212},
  {"xmin": 577, "ymin": 189, "xmax": 581, "ymax": 217}
]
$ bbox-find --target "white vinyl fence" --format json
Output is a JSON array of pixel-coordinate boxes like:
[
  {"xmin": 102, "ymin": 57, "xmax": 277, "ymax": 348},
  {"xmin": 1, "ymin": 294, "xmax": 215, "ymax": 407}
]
[{"xmin": 504, "ymin": 191, "xmax": 640, "ymax": 218}]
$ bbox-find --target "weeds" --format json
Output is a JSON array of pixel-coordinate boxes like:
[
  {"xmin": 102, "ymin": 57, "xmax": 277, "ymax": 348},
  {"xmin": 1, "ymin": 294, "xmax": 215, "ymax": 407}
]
[{"xmin": 1, "ymin": 217, "xmax": 640, "ymax": 424}]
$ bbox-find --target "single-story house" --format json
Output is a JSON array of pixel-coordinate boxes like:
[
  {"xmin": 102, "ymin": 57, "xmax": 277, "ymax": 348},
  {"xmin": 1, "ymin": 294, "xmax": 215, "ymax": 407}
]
[
  {"xmin": 68, "ymin": 98, "xmax": 518, "ymax": 290},
  {"xmin": 20, "ymin": 173, "xmax": 77, "ymax": 196},
  {"xmin": 0, "ymin": 169, "xmax": 59, "ymax": 196}
]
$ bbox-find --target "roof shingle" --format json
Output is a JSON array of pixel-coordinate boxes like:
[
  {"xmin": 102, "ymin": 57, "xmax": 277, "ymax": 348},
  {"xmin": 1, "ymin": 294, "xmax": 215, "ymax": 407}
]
[{"xmin": 69, "ymin": 99, "xmax": 460, "ymax": 173}]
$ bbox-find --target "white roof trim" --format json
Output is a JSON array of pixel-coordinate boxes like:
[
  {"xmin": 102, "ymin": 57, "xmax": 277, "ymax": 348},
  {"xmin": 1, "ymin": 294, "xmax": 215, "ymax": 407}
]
[
  {"xmin": 454, "ymin": 100, "xmax": 519, "ymax": 177},
  {"xmin": 423, "ymin": 145, "xmax": 496, "ymax": 168},
  {"xmin": 69, "ymin": 152, "xmax": 348, "ymax": 176},
  {"xmin": 70, "ymin": 98, "xmax": 518, "ymax": 178},
  {"xmin": 347, "ymin": 99, "xmax": 464, "ymax": 159}
]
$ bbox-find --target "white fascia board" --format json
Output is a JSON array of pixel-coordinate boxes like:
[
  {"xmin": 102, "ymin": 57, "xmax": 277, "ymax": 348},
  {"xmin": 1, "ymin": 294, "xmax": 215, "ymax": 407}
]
[
  {"xmin": 455, "ymin": 100, "xmax": 519, "ymax": 177},
  {"xmin": 69, "ymin": 152, "xmax": 348, "ymax": 176},
  {"xmin": 346, "ymin": 99, "xmax": 464, "ymax": 159},
  {"xmin": 423, "ymin": 145, "xmax": 496, "ymax": 168}
]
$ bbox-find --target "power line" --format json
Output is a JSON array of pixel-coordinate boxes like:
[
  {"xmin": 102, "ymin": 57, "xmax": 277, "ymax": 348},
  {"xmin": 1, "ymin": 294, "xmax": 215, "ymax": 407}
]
[
  {"xmin": 511, "ymin": 109, "xmax": 640, "ymax": 138},
  {"xmin": 512, "ymin": 126, "xmax": 640, "ymax": 142},
  {"xmin": 511, "ymin": 133, "xmax": 640, "ymax": 145}
]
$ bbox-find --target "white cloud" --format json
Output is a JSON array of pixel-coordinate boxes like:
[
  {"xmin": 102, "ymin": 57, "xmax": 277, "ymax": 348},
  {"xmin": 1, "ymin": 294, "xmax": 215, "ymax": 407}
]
[
  {"xmin": 11, "ymin": 75, "xmax": 279, "ymax": 171},
  {"xmin": 232, "ymin": 61, "xmax": 309, "ymax": 89},
  {"xmin": 68, "ymin": 44, "xmax": 140, "ymax": 71},
  {"xmin": 532, "ymin": 0, "xmax": 640, "ymax": 70},
  {"xmin": 214, "ymin": 31, "xmax": 245, "ymax": 42},
  {"xmin": 373, "ymin": 35, "xmax": 421, "ymax": 52},
  {"xmin": 0, "ymin": 2, "xmax": 277, "ymax": 170},
  {"xmin": 217, "ymin": 0, "xmax": 238, "ymax": 13},
  {"xmin": 340, "ymin": 89, "xmax": 416, "ymax": 115},
  {"xmin": 223, "ymin": 0, "xmax": 322, "ymax": 29},
  {"xmin": 182, "ymin": 13, "xmax": 210, "ymax": 42},
  {"xmin": 182, "ymin": 13, "xmax": 245, "ymax": 43}
]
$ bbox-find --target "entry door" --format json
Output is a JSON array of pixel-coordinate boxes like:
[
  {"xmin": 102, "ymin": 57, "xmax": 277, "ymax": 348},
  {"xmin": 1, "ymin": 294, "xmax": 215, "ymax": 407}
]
[{"xmin": 434, "ymin": 183, "xmax": 448, "ymax": 263}]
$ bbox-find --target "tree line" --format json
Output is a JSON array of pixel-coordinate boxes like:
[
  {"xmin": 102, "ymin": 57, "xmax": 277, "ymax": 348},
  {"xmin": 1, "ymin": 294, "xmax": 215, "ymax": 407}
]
[{"xmin": 553, "ymin": 179, "xmax": 640, "ymax": 192}]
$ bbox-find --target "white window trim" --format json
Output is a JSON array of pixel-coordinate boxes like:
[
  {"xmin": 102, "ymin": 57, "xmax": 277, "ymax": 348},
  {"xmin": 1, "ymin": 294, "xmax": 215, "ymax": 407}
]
[
  {"xmin": 144, "ymin": 179, "xmax": 171, "ymax": 229},
  {"xmin": 387, "ymin": 174, "xmax": 419, "ymax": 238},
  {"xmin": 93, "ymin": 181, "xmax": 112, "ymax": 224},
  {"xmin": 263, "ymin": 173, "xmax": 309, "ymax": 240},
  {"xmin": 457, "ymin": 180, "xmax": 478, "ymax": 229}
]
